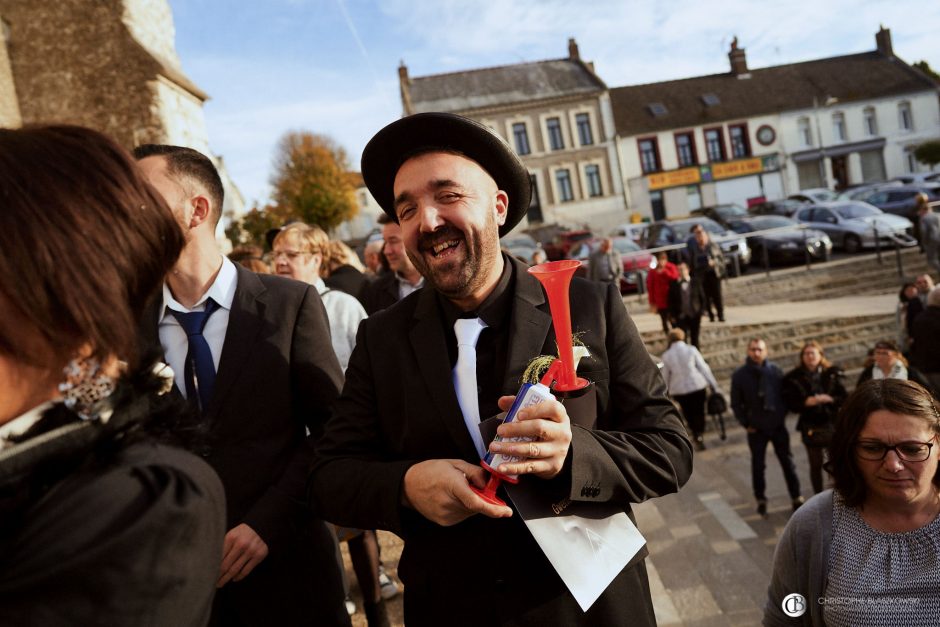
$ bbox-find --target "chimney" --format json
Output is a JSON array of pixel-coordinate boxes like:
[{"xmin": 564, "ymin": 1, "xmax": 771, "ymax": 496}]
[
  {"xmin": 876, "ymin": 25, "xmax": 893, "ymax": 57},
  {"xmin": 398, "ymin": 61, "xmax": 413, "ymax": 116},
  {"xmin": 728, "ymin": 36, "xmax": 748, "ymax": 76},
  {"xmin": 568, "ymin": 37, "xmax": 580, "ymax": 61}
]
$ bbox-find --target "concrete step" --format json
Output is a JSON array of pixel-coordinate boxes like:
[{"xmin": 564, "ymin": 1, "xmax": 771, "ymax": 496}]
[
  {"xmin": 647, "ymin": 314, "xmax": 896, "ymax": 390},
  {"xmin": 624, "ymin": 248, "xmax": 931, "ymax": 316}
]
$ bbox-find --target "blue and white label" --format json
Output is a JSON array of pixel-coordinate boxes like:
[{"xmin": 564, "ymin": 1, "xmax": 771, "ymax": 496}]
[{"xmin": 483, "ymin": 382, "xmax": 552, "ymax": 481}]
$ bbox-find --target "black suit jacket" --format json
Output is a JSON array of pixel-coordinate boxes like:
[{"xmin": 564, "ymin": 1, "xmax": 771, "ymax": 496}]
[
  {"xmin": 361, "ymin": 271, "xmax": 400, "ymax": 315},
  {"xmin": 146, "ymin": 265, "xmax": 349, "ymax": 626},
  {"xmin": 324, "ymin": 264, "xmax": 370, "ymax": 305},
  {"xmin": 310, "ymin": 256, "xmax": 692, "ymax": 626}
]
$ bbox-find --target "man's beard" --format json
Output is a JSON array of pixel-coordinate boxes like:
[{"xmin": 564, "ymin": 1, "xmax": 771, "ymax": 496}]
[{"xmin": 406, "ymin": 212, "xmax": 500, "ymax": 301}]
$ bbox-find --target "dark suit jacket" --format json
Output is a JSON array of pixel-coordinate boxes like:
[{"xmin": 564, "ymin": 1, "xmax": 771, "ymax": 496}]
[
  {"xmin": 667, "ymin": 277, "xmax": 705, "ymax": 319},
  {"xmin": 324, "ymin": 264, "xmax": 370, "ymax": 305},
  {"xmin": 145, "ymin": 265, "xmax": 349, "ymax": 627},
  {"xmin": 310, "ymin": 256, "xmax": 692, "ymax": 626},
  {"xmin": 361, "ymin": 271, "xmax": 401, "ymax": 315}
]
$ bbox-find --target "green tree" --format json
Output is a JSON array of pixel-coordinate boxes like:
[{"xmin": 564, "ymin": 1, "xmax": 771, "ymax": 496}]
[
  {"xmin": 913, "ymin": 60, "xmax": 940, "ymax": 82},
  {"xmin": 915, "ymin": 141, "xmax": 940, "ymax": 169},
  {"xmin": 225, "ymin": 204, "xmax": 291, "ymax": 248},
  {"xmin": 269, "ymin": 131, "xmax": 358, "ymax": 231}
]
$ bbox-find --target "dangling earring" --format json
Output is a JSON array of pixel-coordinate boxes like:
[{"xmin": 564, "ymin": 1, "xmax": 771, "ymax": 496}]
[{"xmin": 59, "ymin": 357, "xmax": 116, "ymax": 422}]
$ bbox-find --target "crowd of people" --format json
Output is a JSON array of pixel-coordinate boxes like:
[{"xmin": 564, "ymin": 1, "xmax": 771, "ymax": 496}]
[{"xmin": 3, "ymin": 112, "xmax": 939, "ymax": 626}]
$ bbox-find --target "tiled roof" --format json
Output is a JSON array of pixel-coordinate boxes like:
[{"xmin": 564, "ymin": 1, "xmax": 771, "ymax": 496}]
[
  {"xmin": 408, "ymin": 58, "xmax": 606, "ymax": 113},
  {"xmin": 610, "ymin": 51, "xmax": 938, "ymax": 136}
]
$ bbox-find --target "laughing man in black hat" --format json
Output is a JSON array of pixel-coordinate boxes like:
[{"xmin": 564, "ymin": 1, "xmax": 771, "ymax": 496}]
[{"xmin": 309, "ymin": 113, "xmax": 692, "ymax": 626}]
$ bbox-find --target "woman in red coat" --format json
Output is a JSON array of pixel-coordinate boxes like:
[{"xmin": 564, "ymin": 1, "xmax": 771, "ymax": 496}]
[{"xmin": 647, "ymin": 251, "xmax": 679, "ymax": 334}]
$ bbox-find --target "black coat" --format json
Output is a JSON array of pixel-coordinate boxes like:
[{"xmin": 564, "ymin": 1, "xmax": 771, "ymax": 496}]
[
  {"xmin": 782, "ymin": 365, "xmax": 847, "ymax": 435},
  {"xmin": 0, "ymin": 379, "xmax": 226, "ymax": 626},
  {"xmin": 361, "ymin": 271, "xmax": 401, "ymax": 315},
  {"xmin": 857, "ymin": 363, "xmax": 936, "ymax": 397},
  {"xmin": 910, "ymin": 306, "xmax": 940, "ymax": 374},
  {"xmin": 309, "ymin": 255, "xmax": 693, "ymax": 626},
  {"xmin": 667, "ymin": 277, "xmax": 705, "ymax": 319},
  {"xmin": 324, "ymin": 264, "xmax": 370, "ymax": 305},
  {"xmin": 144, "ymin": 265, "xmax": 349, "ymax": 626}
]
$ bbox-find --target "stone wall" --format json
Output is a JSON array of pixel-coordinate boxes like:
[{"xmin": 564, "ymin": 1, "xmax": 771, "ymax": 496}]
[
  {"xmin": 0, "ymin": 0, "xmax": 214, "ymax": 152},
  {"xmin": 0, "ymin": 15, "xmax": 21, "ymax": 126}
]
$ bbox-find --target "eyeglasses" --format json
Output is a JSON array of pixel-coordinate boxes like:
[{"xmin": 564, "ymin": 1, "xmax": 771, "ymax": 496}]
[
  {"xmin": 273, "ymin": 250, "xmax": 313, "ymax": 261},
  {"xmin": 855, "ymin": 438, "xmax": 937, "ymax": 462}
]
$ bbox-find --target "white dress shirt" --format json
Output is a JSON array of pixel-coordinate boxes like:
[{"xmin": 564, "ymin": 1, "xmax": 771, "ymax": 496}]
[
  {"xmin": 158, "ymin": 257, "xmax": 238, "ymax": 399},
  {"xmin": 315, "ymin": 277, "xmax": 367, "ymax": 372}
]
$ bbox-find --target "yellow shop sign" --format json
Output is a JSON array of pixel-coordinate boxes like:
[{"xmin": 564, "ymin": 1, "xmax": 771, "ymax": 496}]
[{"xmin": 648, "ymin": 167, "xmax": 701, "ymax": 190}]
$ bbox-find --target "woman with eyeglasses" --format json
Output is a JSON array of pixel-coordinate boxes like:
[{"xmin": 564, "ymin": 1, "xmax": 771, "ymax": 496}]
[{"xmin": 764, "ymin": 379, "xmax": 940, "ymax": 625}]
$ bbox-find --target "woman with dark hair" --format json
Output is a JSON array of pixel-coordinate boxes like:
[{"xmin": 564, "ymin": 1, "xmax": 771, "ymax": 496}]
[
  {"xmin": 783, "ymin": 341, "xmax": 847, "ymax": 494},
  {"xmin": 765, "ymin": 379, "xmax": 940, "ymax": 625},
  {"xmin": 0, "ymin": 126, "xmax": 225, "ymax": 625},
  {"xmin": 857, "ymin": 339, "xmax": 934, "ymax": 395}
]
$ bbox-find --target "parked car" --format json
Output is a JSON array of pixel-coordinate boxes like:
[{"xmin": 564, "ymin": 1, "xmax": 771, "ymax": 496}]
[
  {"xmin": 789, "ymin": 188, "xmax": 838, "ymax": 203},
  {"xmin": 852, "ymin": 184, "xmax": 940, "ymax": 220},
  {"xmin": 892, "ymin": 171, "xmax": 940, "ymax": 185},
  {"xmin": 568, "ymin": 237, "xmax": 654, "ymax": 294},
  {"xmin": 836, "ymin": 180, "xmax": 901, "ymax": 201},
  {"xmin": 791, "ymin": 201, "xmax": 917, "ymax": 253},
  {"xmin": 543, "ymin": 229, "xmax": 593, "ymax": 261},
  {"xmin": 690, "ymin": 203, "xmax": 749, "ymax": 229},
  {"xmin": 642, "ymin": 217, "xmax": 751, "ymax": 276},
  {"xmin": 500, "ymin": 233, "xmax": 539, "ymax": 263},
  {"xmin": 609, "ymin": 223, "xmax": 648, "ymax": 243},
  {"xmin": 748, "ymin": 198, "xmax": 807, "ymax": 217},
  {"xmin": 727, "ymin": 215, "xmax": 832, "ymax": 265}
]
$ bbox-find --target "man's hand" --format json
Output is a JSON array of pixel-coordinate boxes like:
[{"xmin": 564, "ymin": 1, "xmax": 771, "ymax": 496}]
[
  {"xmin": 217, "ymin": 523, "xmax": 269, "ymax": 588},
  {"xmin": 402, "ymin": 459, "xmax": 513, "ymax": 526},
  {"xmin": 488, "ymin": 395, "xmax": 572, "ymax": 479}
]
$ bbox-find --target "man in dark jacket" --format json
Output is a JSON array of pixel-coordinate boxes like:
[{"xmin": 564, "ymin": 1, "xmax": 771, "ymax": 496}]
[
  {"xmin": 910, "ymin": 287, "xmax": 940, "ymax": 392},
  {"xmin": 731, "ymin": 337, "xmax": 802, "ymax": 516},
  {"xmin": 685, "ymin": 224, "xmax": 725, "ymax": 322},
  {"xmin": 667, "ymin": 262, "xmax": 705, "ymax": 347},
  {"xmin": 310, "ymin": 112, "xmax": 692, "ymax": 626}
]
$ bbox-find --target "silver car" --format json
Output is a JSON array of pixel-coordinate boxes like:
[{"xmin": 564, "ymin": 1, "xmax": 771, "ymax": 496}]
[{"xmin": 790, "ymin": 201, "xmax": 916, "ymax": 253}]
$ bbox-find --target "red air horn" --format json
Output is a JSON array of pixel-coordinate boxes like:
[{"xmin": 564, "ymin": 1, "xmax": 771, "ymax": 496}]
[
  {"xmin": 470, "ymin": 259, "xmax": 591, "ymax": 506},
  {"xmin": 527, "ymin": 260, "xmax": 591, "ymax": 392}
]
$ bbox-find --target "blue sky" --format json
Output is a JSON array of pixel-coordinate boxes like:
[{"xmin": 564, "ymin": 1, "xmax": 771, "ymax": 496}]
[{"xmin": 170, "ymin": 0, "xmax": 939, "ymax": 208}]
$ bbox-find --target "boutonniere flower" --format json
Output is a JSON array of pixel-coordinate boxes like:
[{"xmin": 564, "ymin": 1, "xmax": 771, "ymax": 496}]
[{"xmin": 522, "ymin": 336, "xmax": 592, "ymax": 384}]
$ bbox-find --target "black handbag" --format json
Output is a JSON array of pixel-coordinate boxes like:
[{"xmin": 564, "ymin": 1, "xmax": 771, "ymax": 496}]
[{"xmin": 706, "ymin": 392, "xmax": 727, "ymax": 415}]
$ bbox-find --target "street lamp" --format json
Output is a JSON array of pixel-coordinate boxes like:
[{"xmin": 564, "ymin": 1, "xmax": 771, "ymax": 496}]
[{"xmin": 812, "ymin": 95, "xmax": 839, "ymax": 189}]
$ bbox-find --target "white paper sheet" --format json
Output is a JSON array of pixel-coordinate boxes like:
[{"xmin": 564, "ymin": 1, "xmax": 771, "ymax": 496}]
[{"xmin": 505, "ymin": 485, "xmax": 647, "ymax": 611}]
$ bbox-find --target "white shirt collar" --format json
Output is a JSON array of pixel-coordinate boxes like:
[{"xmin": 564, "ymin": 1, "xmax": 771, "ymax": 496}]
[
  {"xmin": 314, "ymin": 277, "xmax": 328, "ymax": 295},
  {"xmin": 0, "ymin": 401, "xmax": 56, "ymax": 450},
  {"xmin": 159, "ymin": 256, "xmax": 238, "ymax": 320}
]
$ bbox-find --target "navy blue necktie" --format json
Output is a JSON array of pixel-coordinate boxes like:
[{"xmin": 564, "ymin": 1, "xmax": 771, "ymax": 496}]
[{"xmin": 171, "ymin": 298, "xmax": 220, "ymax": 412}]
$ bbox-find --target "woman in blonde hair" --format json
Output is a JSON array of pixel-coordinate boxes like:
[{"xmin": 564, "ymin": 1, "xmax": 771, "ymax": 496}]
[
  {"xmin": 323, "ymin": 239, "xmax": 370, "ymax": 303},
  {"xmin": 660, "ymin": 327, "xmax": 719, "ymax": 451},
  {"xmin": 783, "ymin": 341, "xmax": 846, "ymax": 494}
]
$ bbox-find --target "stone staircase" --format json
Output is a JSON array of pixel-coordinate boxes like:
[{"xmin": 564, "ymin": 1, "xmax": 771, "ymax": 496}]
[
  {"xmin": 624, "ymin": 247, "xmax": 930, "ymax": 317},
  {"xmin": 644, "ymin": 314, "xmax": 897, "ymax": 391}
]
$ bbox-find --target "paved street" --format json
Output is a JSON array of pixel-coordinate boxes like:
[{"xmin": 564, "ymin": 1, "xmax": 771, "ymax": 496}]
[
  {"xmin": 637, "ymin": 416, "xmax": 812, "ymax": 626},
  {"xmin": 345, "ymin": 289, "xmax": 869, "ymax": 626}
]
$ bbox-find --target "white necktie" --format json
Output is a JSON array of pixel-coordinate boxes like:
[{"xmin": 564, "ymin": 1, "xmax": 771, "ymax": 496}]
[{"xmin": 453, "ymin": 317, "xmax": 488, "ymax": 458}]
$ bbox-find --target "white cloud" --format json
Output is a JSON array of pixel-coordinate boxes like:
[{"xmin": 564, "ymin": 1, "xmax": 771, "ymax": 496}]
[{"xmin": 178, "ymin": 0, "xmax": 940, "ymax": 208}]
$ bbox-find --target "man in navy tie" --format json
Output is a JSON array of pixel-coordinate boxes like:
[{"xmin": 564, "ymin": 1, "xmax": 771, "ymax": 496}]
[{"xmin": 136, "ymin": 145, "xmax": 350, "ymax": 627}]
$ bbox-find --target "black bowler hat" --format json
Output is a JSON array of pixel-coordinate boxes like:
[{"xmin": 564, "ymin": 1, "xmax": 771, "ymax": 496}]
[{"xmin": 360, "ymin": 112, "xmax": 531, "ymax": 237}]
